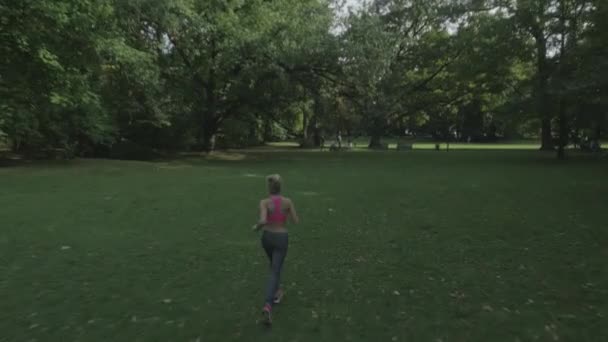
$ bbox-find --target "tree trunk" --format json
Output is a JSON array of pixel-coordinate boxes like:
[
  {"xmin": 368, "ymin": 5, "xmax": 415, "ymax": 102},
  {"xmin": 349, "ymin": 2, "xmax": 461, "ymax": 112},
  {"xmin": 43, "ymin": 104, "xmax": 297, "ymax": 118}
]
[
  {"xmin": 204, "ymin": 128, "xmax": 217, "ymax": 152},
  {"xmin": 248, "ymin": 123, "xmax": 258, "ymax": 146},
  {"xmin": 313, "ymin": 126, "xmax": 321, "ymax": 147},
  {"xmin": 302, "ymin": 112, "xmax": 322, "ymax": 148},
  {"xmin": 302, "ymin": 108, "xmax": 309, "ymax": 141},
  {"xmin": 312, "ymin": 118, "xmax": 320, "ymax": 147},
  {"xmin": 556, "ymin": 0, "xmax": 569, "ymax": 160},
  {"xmin": 262, "ymin": 119, "xmax": 272, "ymax": 142},
  {"xmin": 368, "ymin": 112, "xmax": 384, "ymax": 149},
  {"xmin": 302, "ymin": 116, "xmax": 321, "ymax": 148},
  {"xmin": 11, "ymin": 137, "xmax": 21, "ymax": 153},
  {"xmin": 307, "ymin": 91, "xmax": 322, "ymax": 147},
  {"xmin": 198, "ymin": 116, "xmax": 218, "ymax": 152},
  {"xmin": 368, "ymin": 135, "xmax": 382, "ymax": 149},
  {"xmin": 557, "ymin": 138, "xmax": 565, "ymax": 159},
  {"xmin": 540, "ymin": 117, "xmax": 553, "ymax": 150},
  {"xmin": 557, "ymin": 104, "xmax": 567, "ymax": 159},
  {"xmin": 536, "ymin": 35, "xmax": 554, "ymax": 151},
  {"xmin": 202, "ymin": 38, "xmax": 218, "ymax": 152}
]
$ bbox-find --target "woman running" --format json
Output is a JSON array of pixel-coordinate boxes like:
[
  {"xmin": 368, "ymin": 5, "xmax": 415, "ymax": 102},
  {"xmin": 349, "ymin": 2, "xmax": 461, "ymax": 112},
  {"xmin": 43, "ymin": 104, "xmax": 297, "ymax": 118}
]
[{"xmin": 252, "ymin": 174, "xmax": 299, "ymax": 325}]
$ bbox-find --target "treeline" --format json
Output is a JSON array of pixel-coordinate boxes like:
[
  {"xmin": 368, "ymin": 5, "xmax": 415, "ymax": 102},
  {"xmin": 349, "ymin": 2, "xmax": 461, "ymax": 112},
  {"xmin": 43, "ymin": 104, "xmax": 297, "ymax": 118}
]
[{"xmin": 1, "ymin": 0, "xmax": 606, "ymax": 159}]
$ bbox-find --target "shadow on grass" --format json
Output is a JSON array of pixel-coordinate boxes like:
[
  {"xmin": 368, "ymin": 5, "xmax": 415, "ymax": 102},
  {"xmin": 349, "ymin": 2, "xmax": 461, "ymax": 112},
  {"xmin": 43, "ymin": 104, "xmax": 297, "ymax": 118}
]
[{"xmin": 1, "ymin": 147, "xmax": 606, "ymax": 172}]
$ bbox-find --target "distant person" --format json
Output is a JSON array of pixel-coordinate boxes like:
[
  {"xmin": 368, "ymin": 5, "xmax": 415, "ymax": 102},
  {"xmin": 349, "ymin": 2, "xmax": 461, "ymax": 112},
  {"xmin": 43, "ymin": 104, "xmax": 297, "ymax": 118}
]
[{"xmin": 252, "ymin": 174, "xmax": 299, "ymax": 325}]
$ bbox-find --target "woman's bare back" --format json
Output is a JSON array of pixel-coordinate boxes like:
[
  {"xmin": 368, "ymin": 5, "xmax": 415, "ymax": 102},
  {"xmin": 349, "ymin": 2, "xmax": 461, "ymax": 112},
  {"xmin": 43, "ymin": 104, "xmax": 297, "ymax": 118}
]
[{"xmin": 258, "ymin": 196, "xmax": 299, "ymax": 233}]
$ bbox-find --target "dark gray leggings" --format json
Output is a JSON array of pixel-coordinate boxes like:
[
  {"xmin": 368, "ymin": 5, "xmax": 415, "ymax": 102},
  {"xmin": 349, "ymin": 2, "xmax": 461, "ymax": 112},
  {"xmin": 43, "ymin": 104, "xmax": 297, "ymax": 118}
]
[{"xmin": 261, "ymin": 231, "xmax": 288, "ymax": 306}]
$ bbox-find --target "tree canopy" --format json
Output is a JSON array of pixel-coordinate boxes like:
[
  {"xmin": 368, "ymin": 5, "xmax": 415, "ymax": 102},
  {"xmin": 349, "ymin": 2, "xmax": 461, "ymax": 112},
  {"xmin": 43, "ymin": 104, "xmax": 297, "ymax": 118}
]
[{"xmin": 1, "ymin": 0, "xmax": 606, "ymax": 158}]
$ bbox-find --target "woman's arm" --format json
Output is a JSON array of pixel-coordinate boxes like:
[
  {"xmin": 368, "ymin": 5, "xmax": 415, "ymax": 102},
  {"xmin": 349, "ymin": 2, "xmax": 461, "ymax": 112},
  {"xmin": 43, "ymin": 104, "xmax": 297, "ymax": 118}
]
[
  {"xmin": 253, "ymin": 200, "xmax": 267, "ymax": 231},
  {"xmin": 288, "ymin": 199, "xmax": 299, "ymax": 224}
]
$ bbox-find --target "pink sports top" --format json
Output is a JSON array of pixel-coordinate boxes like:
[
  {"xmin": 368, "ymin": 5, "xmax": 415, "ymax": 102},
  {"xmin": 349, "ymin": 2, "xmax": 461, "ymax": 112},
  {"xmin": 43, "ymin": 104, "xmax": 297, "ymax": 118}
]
[{"xmin": 267, "ymin": 195, "xmax": 288, "ymax": 224}]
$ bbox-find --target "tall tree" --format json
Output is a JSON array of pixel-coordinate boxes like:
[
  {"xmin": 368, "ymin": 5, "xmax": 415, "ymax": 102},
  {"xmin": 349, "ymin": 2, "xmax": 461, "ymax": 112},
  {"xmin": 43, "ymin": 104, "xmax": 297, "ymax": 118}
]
[
  {"xmin": 0, "ymin": 0, "xmax": 118, "ymax": 153},
  {"xmin": 116, "ymin": 0, "xmax": 335, "ymax": 151},
  {"xmin": 339, "ymin": 0, "xmax": 462, "ymax": 148}
]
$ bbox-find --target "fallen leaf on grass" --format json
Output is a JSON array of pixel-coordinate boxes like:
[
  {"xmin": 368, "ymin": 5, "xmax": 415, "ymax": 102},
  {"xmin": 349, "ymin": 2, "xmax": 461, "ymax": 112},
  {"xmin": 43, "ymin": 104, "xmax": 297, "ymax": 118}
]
[
  {"xmin": 449, "ymin": 291, "xmax": 465, "ymax": 299},
  {"xmin": 544, "ymin": 324, "xmax": 559, "ymax": 341}
]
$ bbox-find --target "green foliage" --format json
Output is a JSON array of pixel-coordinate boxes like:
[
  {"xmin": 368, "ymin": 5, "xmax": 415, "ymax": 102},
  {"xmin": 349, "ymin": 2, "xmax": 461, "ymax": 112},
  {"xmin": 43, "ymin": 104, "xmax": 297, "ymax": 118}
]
[
  {"xmin": 1, "ymin": 0, "xmax": 606, "ymax": 156},
  {"xmin": 0, "ymin": 0, "xmax": 117, "ymax": 153}
]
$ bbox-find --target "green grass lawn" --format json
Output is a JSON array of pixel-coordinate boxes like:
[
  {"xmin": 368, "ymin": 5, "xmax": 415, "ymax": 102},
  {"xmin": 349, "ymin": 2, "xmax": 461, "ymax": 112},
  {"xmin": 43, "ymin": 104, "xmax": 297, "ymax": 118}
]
[
  {"xmin": 267, "ymin": 139, "xmax": 542, "ymax": 150},
  {"xmin": 1, "ymin": 151, "xmax": 607, "ymax": 341},
  {"xmin": 267, "ymin": 141, "xmax": 541, "ymax": 150}
]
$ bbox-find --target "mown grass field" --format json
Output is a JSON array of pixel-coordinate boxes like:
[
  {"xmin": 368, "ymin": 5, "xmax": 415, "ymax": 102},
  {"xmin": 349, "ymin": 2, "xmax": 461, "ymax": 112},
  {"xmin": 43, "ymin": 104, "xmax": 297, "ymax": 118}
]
[
  {"xmin": 267, "ymin": 138, "xmax": 542, "ymax": 149},
  {"xmin": 1, "ymin": 150, "xmax": 607, "ymax": 341}
]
